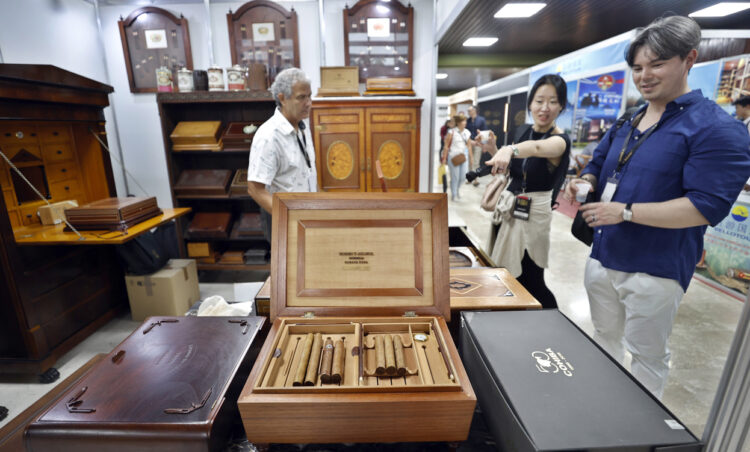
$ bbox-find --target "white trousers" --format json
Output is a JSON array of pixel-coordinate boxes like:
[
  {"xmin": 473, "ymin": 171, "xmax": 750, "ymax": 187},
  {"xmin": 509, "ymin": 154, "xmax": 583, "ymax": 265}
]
[{"xmin": 584, "ymin": 257, "xmax": 684, "ymax": 399}]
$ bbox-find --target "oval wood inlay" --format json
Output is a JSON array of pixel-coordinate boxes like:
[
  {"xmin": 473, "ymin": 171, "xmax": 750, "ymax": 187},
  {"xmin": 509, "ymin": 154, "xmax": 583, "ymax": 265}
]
[
  {"xmin": 326, "ymin": 141, "xmax": 355, "ymax": 180},
  {"xmin": 377, "ymin": 140, "xmax": 405, "ymax": 180}
]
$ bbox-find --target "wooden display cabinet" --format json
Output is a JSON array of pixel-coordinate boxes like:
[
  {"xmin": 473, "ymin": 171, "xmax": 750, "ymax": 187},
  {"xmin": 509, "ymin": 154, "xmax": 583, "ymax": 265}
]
[
  {"xmin": 157, "ymin": 91, "xmax": 276, "ymax": 273},
  {"xmin": 238, "ymin": 193, "xmax": 476, "ymax": 445},
  {"xmin": 311, "ymin": 98, "xmax": 422, "ymax": 192},
  {"xmin": 0, "ymin": 65, "xmax": 126, "ymax": 380}
]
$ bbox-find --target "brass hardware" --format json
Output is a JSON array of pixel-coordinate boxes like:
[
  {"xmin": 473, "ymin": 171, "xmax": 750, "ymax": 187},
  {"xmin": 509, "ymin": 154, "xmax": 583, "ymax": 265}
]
[
  {"xmin": 315, "ymin": 124, "xmax": 327, "ymax": 132},
  {"xmin": 303, "ymin": 311, "xmax": 315, "ymax": 319},
  {"xmin": 403, "ymin": 311, "xmax": 417, "ymax": 317},
  {"xmin": 366, "ymin": 157, "xmax": 371, "ymax": 173},
  {"xmin": 404, "ymin": 124, "xmax": 416, "ymax": 131}
]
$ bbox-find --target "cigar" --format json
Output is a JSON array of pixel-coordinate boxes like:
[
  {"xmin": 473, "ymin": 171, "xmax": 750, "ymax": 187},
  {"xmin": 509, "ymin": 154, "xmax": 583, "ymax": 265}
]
[
  {"xmin": 293, "ymin": 333, "xmax": 314, "ymax": 386},
  {"xmin": 375, "ymin": 335, "xmax": 386, "ymax": 376},
  {"xmin": 319, "ymin": 338, "xmax": 334, "ymax": 383},
  {"xmin": 331, "ymin": 339, "xmax": 345, "ymax": 384},
  {"xmin": 394, "ymin": 334, "xmax": 406, "ymax": 376},
  {"xmin": 304, "ymin": 333, "xmax": 322, "ymax": 386},
  {"xmin": 384, "ymin": 334, "xmax": 396, "ymax": 376}
]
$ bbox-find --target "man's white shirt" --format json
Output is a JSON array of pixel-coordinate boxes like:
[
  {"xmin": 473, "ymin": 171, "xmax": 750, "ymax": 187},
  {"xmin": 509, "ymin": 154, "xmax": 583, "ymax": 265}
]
[{"xmin": 247, "ymin": 108, "xmax": 317, "ymax": 193}]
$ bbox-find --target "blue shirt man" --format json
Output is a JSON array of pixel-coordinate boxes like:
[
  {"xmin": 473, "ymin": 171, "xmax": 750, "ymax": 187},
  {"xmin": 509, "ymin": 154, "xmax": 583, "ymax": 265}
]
[
  {"xmin": 466, "ymin": 105, "xmax": 488, "ymax": 180},
  {"xmin": 565, "ymin": 15, "xmax": 750, "ymax": 399}
]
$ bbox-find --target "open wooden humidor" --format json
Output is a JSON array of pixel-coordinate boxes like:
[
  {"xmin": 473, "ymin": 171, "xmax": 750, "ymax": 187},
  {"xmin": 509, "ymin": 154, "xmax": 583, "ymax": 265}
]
[{"xmin": 238, "ymin": 193, "xmax": 476, "ymax": 444}]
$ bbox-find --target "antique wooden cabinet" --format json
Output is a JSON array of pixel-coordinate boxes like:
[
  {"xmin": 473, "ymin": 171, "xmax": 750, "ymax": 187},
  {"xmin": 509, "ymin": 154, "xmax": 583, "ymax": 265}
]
[
  {"xmin": 157, "ymin": 91, "xmax": 275, "ymax": 273},
  {"xmin": 0, "ymin": 65, "xmax": 126, "ymax": 380},
  {"xmin": 311, "ymin": 98, "xmax": 422, "ymax": 192},
  {"xmin": 238, "ymin": 193, "xmax": 476, "ymax": 445}
]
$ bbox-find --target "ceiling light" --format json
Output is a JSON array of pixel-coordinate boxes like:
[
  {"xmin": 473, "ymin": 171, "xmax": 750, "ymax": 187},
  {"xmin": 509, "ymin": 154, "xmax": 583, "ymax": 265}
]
[
  {"xmin": 689, "ymin": 2, "xmax": 750, "ymax": 17},
  {"xmin": 436, "ymin": 73, "xmax": 448, "ymax": 80},
  {"xmin": 495, "ymin": 2, "xmax": 546, "ymax": 18},
  {"xmin": 463, "ymin": 37, "xmax": 498, "ymax": 47}
]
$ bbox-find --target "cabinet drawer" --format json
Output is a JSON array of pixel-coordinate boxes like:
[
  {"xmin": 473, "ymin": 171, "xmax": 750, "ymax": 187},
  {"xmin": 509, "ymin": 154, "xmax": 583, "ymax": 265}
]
[
  {"xmin": 0, "ymin": 123, "xmax": 39, "ymax": 144},
  {"xmin": 49, "ymin": 178, "xmax": 82, "ymax": 200},
  {"xmin": 8, "ymin": 209, "xmax": 21, "ymax": 228},
  {"xmin": 3, "ymin": 188, "xmax": 17, "ymax": 209},
  {"xmin": 0, "ymin": 165, "xmax": 9, "ymax": 188},
  {"xmin": 46, "ymin": 161, "xmax": 78, "ymax": 183},
  {"xmin": 42, "ymin": 143, "xmax": 75, "ymax": 163},
  {"xmin": 2, "ymin": 144, "xmax": 42, "ymax": 162},
  {"xmin": 19, "ymin": 204, "xmax": 41, "ymax": 226},
  {"xmin": 38, "ymin": 124, "xmax": 71, "ymax": 143}
]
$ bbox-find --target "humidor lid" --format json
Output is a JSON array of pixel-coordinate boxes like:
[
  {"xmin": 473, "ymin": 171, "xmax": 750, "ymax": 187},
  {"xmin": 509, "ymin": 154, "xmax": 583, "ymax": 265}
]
[
  {"xmin": 170, "ymin": 121, "xmax": 223, "ymax": 145},
  {"xmin": 271, "ymin": 193, "xmax": 450, "ymax": 321}
]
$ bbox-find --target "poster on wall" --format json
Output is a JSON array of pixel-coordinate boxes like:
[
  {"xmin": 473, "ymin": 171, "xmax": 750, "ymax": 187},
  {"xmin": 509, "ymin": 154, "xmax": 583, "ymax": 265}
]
[
  {"xmin": 573, "ymin": 71, "xmax": 625, "ymax": 144},
  {"xmin": 695, "ymin": 198, "xmax": 750, "ymax": 301},
  {"xmin": 715, "ymin": 55, "xmax": 750, "ymax": 115},
  {"xmin": 556, "ymin": 79, "xmax": 578, "ymax": 140}
]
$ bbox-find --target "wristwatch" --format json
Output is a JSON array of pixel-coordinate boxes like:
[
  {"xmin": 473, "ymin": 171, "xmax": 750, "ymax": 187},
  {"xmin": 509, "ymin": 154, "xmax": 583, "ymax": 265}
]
[
  {"xmin": 510, "ymin": 145, "xmax": 520, "ymax": 156},
  {"xmin": 622, "ymin": 202, "xmax": 633, "ymax": 222}
]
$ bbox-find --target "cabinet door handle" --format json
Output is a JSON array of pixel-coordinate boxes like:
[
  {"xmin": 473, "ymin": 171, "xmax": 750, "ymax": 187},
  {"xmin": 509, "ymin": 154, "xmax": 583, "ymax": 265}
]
[
  {"xmin": 56, "ymin": 150, "xmax": 63, "ymax": 155},
  {"xmin": 61, "ymin": 168, "xmax": 67, "ymax": 173},
  {"xmin": 366, "ymin": 157, "xmax": 371, "ymax": 173},
  {"xmin": 404, "ymin": 124, "xmax": 416, "ymax": 131},
  {"xmin": 315, "ymin": 124, "xmax": 326, "ymax": 132},
  {"xmin": 64, "ymin": 186, "xmax": 70, "ymax": 191}
]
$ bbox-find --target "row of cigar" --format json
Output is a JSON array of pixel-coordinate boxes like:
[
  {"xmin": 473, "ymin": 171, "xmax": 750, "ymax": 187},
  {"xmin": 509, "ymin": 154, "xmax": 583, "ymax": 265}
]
[
  {"xmin": 293, "ymin": 333, "xmax": 345, "ymax": 386},
  {"xmin": 375, "ymin": 334, "xmax": 407, "ymax": 377}
]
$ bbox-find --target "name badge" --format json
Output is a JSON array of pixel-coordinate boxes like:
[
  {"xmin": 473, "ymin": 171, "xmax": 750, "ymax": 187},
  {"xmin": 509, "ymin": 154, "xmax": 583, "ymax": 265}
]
[
  {"xmin": 512, "ymin": 195, "xmax": 531, "ymax": 221},
  {"xmin": 600, "ymin": 176, "xmax": 619, "ymax": 203}
]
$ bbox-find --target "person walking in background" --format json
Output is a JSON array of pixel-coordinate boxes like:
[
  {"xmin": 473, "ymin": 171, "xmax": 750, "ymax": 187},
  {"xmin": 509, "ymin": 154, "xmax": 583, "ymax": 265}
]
[
  {"xmin": 466, "ymin": 105, "xmax": 487, "ymax": 186},
  {"xmin": 485, "ymin": 74, "xmax": 571, "ymax": 309},
  {"xmin": 565, "ymin": 15, "xmax": 750, "ymax": 398},
  {"xmin": 442, "ymin": 114, "xmax": 474, "ymax": 201},
  {"xmin": 440, "ymin": 117, "xmax": 455, "ymax": 150}
]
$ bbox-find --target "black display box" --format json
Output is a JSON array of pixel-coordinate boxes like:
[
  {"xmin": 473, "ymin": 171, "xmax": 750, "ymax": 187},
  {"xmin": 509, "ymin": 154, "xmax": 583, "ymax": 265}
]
[{"xmin": 460, "ymin": 310, "xmax": 702, "ymax": 452}]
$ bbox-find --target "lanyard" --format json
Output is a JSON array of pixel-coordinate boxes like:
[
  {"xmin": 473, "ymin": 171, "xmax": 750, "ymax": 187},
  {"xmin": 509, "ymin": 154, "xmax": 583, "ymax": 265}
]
[
  {"xmin": 520, "ymin": 126, "xmax": 554, "ymax": 192},
  {"xmin": 615, "ymin": 112, "xmax": 659, "ymax": 175},
  {"xmin": 295, "ymin": 128, "xmax": 311, "ymax": 169}
]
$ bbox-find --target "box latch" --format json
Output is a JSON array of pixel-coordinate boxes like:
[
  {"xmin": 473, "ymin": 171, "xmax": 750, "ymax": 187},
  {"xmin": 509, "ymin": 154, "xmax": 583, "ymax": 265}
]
[
  {"xmin": 303, "ymin": 312, "xmax": 315, "ymax": 319},
  {"xmin": 403, "ymin": 311, "xmax": 417, "ymax": 318}
]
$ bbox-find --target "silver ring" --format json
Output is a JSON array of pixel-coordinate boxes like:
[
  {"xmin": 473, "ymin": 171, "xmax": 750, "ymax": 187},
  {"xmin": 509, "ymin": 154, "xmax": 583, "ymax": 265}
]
[{"xmin": 591, "ymin": 214, "xmax": 596, "ymax": 222}]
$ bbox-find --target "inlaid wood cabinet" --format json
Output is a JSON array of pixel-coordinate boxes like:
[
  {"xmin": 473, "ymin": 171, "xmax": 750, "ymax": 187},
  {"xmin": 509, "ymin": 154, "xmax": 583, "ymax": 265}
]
[{"xmin": 311, "ymin": 98, "xmax": 422, "ymax": 192}]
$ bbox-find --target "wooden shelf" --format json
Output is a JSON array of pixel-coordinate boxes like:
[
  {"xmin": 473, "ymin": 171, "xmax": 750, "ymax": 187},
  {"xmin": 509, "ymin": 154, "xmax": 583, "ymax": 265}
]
[
  {"xmin": 13, "ymin": 207, "xmax": 191, "ymax": 246},
  {"xmin": 176, "ymin": 194, "xmax": 254, "ymax": 200},
  {"xmin": 185, "ymin": 235, "xmax": 265, "ymax": 242},
  {"xmin": 173, "ymin": 148, "xmax": 252, "ymax": 154},
  {"xmin": 197, "ymin": 262, "xmax": 269, "ymax": 271},
  {"xmin": 157, "ymin": 90, "xmax": 273, "ymax": 103}
]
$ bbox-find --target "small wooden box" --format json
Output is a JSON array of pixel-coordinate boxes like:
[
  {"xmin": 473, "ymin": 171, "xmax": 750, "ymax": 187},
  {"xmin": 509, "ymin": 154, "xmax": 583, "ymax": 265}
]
[
  {"xmin": 187, "ymin": 241, "xmax": 212, "ymax": 258},
  {"xmin": 170, "ymin": 121, "xmax": 223, "ymax": 151},
  {"xmin": 38, "ymin": 200, "xmax": 78, "ymax": 225},
  {"xmin": 363, "ymin": 77, "xmax": 415, "ymax": 96},
  {"xmin": 221, "ymin": 123, "xmax": 259, "ymax": 151},
  {"xmin": 317, "ymin": 66, "xmax": 360, "ymax": 97},
  {"xmin": 238, "ymin": 193, "xmax": 476, "ymax": 444},
  {"xmin": 449, "ymin": 267, "xmax": 541, "ymax": 312}
]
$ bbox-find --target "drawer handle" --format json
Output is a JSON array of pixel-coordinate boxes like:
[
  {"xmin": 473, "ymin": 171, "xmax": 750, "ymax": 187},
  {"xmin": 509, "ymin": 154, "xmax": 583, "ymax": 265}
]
[
  {"xmin": 64, "ymin": 186, "xmax": 70, "ymax": 190},
  {"xmin": 56, "ymin": 150, "xmax": 63, "ymax": 155},
  {"xmin": 15, "ymin": 131, "xmax": 23, "ymax": 139},
  {"xmin": 53, "ymin": 131, "xmax": 59, "ymax": 136},
  {"xmin": 61, "ymin": 168, "xmax": 67, "ymax": 173}
]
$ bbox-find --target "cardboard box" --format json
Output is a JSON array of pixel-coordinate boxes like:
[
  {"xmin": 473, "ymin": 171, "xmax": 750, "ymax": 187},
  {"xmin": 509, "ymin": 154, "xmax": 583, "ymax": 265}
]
[
  {"xmin": 38, "ymin": 200, "xmax": 78, "ymax": 225},
  {"xmin": 124, "ymin": 259, "xmax": 200, "ymax": 321},
  {"xmin": 460, "ymin": 310, "xmax": 702, "ymax": 452}
]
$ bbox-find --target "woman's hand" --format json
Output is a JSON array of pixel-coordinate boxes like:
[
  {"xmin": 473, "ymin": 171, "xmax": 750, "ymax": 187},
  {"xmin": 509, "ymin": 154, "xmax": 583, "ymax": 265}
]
[
  {"xmin": 578, "ymin": 202, "xmax": 625, "ymax": 227},
  {"xmin": 482, "ymin": 131, "xmax": 498, "ymax": 156},
  {"xmin": 564, "ymin": 177, "xmax": 590, "ymax": 201},
  {"xmin": 487, "ymin": 146, "xmax": 513, "ymax": 175}
]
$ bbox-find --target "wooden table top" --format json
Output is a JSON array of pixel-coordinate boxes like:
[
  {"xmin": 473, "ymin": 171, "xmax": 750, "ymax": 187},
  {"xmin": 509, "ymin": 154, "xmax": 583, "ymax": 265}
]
[
  {"xmin": 449, "ymin": 267, "xmax": 541, "ymax": 311},
  {"xmin": 13, "ymin": 208, "xmax": 191, "ymax": 246}
]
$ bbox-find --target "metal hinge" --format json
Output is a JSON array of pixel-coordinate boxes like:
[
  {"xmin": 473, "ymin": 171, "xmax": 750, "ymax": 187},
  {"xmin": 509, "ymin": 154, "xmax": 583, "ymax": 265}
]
[
  {"xmin": 303, "ymin": 312, "xmax": 315, "ymax": 319},
  {"xmin": 403, "ymin": 311, "xmax": 417, "ymax": 317}
]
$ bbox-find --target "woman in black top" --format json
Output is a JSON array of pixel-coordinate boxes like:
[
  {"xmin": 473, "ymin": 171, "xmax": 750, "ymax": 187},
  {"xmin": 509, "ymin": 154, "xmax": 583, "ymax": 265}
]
[{"xmin": 485, "ymin": 74, "xmax": 571, "ymax": 309}]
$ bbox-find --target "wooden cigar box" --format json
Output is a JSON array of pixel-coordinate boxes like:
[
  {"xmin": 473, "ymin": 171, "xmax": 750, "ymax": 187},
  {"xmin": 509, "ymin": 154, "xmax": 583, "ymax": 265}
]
[
  {"xmin": 449, "ymin": 246, "xmax": 481, "ymax": 268},
  {"xmin": 187, "ymin": 241, "xmax": 213, "ymax": 258},
  {"xmin": 25, "ymin": 316, "xmax": 265, "ymax": 452},
  {"xmin": 222, "ymin": 123, "xmax": 259, "ymax": 151},
  {"xmin": 363, "ymin": 77, "xmax": 415, "ymax": 96},
  {"xmin": 174, "ymin": 169, "xmax": 232, "ymax": 197},
  {"xmin": 316, "ymin": 66, "xmax": 360, "ymax": 97},
  {"xmin": 170, "ymin": 121, "xmax": 223, "ymax": 151},
  {"xmin": 238, "ymin": 193, "xmax": 476, "ymax": 445},
  {"xmin": 64, "ymin": 196, "xmax": 162, "ymax": 231},
  {"xmin": 229, "ymin": 168, "xmax": 249, "ymax": 196},
  {"xmin": 254, "ymin": 276, "xmax": 271, "ymax": 317},
  {"xmin": 449, "ymin": 267, "xmax": 541, "ymax": 312},
  {"xmin": 187, "ymin": 212, "xmax": 232, "ymax": 239}
]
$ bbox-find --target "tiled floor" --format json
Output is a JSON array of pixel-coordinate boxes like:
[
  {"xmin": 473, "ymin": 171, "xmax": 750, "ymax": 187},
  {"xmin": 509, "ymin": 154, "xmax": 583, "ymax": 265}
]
[{"xmin": 0, "ymin": 175, "xmax": 745, "ymax": 447}]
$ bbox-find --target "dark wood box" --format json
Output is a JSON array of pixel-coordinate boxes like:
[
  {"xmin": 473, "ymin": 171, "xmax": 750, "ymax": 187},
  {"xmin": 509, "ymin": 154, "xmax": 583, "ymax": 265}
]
[
  {"xmin": 64, "ymin": 196, "xmax": 162, "ymax": 231},
  {"xmin": 187, "ymin": 212, "xmax": 232, "ymax": 239},
  {"xmin": 174, "ymin": 169, "xmax": 232, "ymax": 197},
  {"xmin": 25, "ymin": 315, "xmax": 265, "ymax": 452},
  {"xmin": 221, "ymin": 122, "xmax": 259, "ymax": 151},
  {"xmin": 238, "ymin": 193, "xmax": 476, "ymax": 444},
  {"xmin": 229, "ymin": 169, "xmax": 249, "ymax": 196}
]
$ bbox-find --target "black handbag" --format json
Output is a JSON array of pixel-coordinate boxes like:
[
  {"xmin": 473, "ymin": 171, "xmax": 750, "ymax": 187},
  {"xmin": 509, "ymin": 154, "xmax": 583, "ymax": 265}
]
[{"xmin": 571, "ymin": 191, "xmax": 595, "ymax": 246}]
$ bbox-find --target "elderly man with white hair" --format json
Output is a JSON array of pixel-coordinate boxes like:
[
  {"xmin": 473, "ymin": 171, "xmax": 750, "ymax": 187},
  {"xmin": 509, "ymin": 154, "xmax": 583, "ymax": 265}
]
[{"xmin": 247, "ymin": 67, "xmax": 317, "ymax": 243}]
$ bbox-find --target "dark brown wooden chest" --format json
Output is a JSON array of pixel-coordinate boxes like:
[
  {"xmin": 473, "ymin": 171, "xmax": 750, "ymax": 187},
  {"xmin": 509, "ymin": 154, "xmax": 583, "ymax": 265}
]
[{"xmin": 25, "ymin": 315, "xmax": 264, "ymax": 452}]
